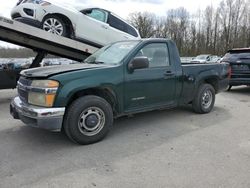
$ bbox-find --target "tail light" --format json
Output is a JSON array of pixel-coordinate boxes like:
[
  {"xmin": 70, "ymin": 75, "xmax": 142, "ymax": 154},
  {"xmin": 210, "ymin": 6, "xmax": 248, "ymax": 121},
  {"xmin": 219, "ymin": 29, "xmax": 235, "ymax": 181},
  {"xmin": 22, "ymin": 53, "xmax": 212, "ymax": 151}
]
[{"xmin": 228, "ymin": 66, "xmax": 232, "ymax": 78}]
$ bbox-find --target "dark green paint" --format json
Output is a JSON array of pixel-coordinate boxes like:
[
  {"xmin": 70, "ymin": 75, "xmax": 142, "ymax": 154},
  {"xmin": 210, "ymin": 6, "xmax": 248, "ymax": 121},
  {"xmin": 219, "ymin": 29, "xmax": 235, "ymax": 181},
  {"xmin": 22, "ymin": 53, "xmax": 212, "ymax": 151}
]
[{"xmin": 46, "ymin": 39, "xmax": 229, "ymax": 116}]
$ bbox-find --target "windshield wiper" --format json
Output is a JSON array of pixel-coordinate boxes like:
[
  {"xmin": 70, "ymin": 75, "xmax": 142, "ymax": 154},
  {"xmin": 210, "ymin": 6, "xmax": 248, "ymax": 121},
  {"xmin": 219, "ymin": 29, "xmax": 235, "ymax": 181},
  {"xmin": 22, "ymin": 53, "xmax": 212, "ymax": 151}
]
[{"xmin": 84, "ymin": 61, "xmax": 105, "ymax": 64}]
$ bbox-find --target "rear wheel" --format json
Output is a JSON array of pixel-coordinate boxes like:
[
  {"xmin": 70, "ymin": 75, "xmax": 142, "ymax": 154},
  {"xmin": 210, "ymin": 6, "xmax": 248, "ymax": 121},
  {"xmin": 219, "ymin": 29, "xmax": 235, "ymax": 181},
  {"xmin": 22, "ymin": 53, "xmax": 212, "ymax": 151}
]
[
  {"xmin": 63, "ymin": 95, "xmax": 113, "ymax": 145},
  {"xmin": 42, "ymin": 16, "xmax": 68, "ymax": 37},
  {"xmin": 192, "ymin": 84, "xmax": 215, "ymax": 114}
]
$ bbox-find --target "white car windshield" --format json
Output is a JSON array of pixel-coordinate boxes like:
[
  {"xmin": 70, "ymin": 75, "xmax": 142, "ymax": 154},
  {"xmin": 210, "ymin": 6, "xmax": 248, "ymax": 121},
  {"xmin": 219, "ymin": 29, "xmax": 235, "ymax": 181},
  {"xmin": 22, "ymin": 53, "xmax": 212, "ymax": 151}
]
[{"xmin": 84, "ymin": 41, "xmax": 140, "ymax": 65}]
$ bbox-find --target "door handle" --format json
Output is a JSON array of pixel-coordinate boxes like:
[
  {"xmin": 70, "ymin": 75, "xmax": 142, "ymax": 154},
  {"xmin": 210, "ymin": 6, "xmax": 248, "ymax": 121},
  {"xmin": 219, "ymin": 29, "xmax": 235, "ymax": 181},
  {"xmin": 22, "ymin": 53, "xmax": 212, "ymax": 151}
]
[
  {"xmin": 164, "ymin": 71, "xmax": 174, "ymax": 76},
  {"xmin": 164, "ymin": 71, "xmax": 174, "ymax": 79}
]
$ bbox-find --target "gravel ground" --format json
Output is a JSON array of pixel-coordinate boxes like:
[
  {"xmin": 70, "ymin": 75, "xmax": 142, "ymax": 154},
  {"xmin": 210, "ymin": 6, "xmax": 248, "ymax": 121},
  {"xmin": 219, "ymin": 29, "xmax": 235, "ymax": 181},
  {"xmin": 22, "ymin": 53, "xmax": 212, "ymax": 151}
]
[{"xmin": 0, "ymin": 87, "xmax": 249, "ymax": 188}]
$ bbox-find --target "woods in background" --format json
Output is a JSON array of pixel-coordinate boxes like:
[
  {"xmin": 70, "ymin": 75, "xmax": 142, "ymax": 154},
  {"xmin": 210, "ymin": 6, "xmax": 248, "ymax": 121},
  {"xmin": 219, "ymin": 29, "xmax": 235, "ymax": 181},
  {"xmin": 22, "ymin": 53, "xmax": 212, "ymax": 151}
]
[
  {"xmin": 128, "ymin": 0, "xmax": 250, "ymax": 56},
  {"xmin": 0, "ymin": 48, "xmax": 35, "ymax": 58}
]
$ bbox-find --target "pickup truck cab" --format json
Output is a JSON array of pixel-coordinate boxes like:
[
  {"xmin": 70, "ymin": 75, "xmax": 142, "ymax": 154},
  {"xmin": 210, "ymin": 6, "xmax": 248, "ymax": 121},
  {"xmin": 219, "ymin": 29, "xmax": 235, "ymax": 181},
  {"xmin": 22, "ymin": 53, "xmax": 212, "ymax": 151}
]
[{"xmin": 10, "ymin": 39, "xmax": 230, "ymax": 144}]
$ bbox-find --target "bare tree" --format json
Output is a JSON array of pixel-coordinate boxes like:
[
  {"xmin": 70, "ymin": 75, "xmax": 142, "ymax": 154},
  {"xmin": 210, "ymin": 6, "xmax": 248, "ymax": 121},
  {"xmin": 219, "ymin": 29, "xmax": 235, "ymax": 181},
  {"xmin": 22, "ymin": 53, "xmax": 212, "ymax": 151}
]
[{"xmin": 128, "ymin": 12, "xmax": 156, "ymax": 38}]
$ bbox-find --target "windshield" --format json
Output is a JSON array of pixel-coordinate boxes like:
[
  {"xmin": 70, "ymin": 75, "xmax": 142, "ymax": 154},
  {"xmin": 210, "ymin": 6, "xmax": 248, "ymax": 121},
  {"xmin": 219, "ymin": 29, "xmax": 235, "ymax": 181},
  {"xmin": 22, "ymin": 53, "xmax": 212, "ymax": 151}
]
[{"xmin": 84, "ymin": 41, "xmax": 139, "ymax": 65}]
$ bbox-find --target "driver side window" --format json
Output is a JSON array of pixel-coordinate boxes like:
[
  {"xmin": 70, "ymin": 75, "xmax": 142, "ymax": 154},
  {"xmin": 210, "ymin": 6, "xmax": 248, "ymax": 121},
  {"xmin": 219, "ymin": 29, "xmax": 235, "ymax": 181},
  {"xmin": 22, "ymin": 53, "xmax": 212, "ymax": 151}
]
[
  {"xmin": 85, "ymin": 9, "xmax": 108, "ymax": 23},
  {"xmin": 135, "ymin": 43, "xmax": 170, "ymax": 68}
]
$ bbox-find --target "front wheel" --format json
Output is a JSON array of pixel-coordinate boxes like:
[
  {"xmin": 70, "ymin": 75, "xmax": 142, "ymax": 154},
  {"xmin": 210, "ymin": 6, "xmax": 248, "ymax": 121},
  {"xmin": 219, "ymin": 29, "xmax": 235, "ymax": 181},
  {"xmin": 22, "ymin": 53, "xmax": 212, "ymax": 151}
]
[
  {"xmin": 63, "ymin": 95, "xmax": 113, "ymax": 145},
  {"xmin": 192, "ymin": 84, "xmax": 215, "ymax": 114},
  {"xmin": 42, "ymin": 16, "xmax": 68, "ymax": 37}
]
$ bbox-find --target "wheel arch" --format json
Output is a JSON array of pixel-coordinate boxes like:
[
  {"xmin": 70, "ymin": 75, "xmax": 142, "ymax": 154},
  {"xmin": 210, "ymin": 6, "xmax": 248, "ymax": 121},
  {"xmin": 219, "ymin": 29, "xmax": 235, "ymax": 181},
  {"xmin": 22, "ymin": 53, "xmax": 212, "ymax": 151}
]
[
  {"xmin": 202, "ymin": 76, "xmax": 219, "ymax": 93},
  {"xmin": 66, "ymin": 87, "xmax": 119, "ymax": 116}
]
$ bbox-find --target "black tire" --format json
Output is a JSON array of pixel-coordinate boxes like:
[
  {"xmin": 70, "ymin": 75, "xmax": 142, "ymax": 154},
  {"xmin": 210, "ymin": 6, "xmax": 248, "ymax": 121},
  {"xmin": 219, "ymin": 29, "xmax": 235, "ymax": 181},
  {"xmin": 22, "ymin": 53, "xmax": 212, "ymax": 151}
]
[
  {"xmin": 41, "ymin": 15, "xmax": 68, "ymax": 37},
  {"xmin": 192, "ymin": 84, "xmax": 215, "ymax": 114},
  {"xmin": 63, "ymin": 95, "xmax": 113, "ymax": 145}
]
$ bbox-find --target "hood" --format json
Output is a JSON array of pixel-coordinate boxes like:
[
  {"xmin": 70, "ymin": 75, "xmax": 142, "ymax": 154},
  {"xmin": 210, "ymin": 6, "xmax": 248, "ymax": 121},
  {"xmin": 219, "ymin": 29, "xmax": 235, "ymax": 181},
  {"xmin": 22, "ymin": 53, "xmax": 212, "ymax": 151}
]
[
  {"xmin": 45, "ymin": 0, "xmax": 80, "ymax": 12},
  {"xmin": 20, "ymin": 63, "xmax": 109, "ymax": 78},
  {"xmin": 46, "ymin": 0, "xmax": 93, "ymax": 12}
]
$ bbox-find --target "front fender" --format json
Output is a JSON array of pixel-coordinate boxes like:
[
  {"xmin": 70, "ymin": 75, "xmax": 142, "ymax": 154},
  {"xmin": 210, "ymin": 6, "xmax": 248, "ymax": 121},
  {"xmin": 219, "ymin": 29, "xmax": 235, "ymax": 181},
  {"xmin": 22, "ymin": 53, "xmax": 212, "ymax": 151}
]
[
  {"xmin": 40, "ymin": 4, "xmax": 79, "ymax": 25},
  {"xmin": 54, "ymin": 78, "xmax": 106, "ymax": 107}
]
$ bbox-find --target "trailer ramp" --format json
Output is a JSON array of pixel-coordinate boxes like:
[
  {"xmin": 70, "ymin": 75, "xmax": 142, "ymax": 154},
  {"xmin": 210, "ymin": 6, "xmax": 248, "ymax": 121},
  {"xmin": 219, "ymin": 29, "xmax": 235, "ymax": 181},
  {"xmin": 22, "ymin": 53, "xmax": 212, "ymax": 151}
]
[{"xmin": 0, "ymin": 16, "xmax": 99, "ymax": 62}]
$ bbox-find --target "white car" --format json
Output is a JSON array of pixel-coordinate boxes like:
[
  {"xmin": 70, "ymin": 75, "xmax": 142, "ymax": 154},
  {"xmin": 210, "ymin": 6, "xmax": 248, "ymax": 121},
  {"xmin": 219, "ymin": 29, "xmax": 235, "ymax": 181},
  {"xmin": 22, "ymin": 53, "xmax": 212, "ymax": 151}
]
[
  {"xmin": 191, "ymin": 54, "xmax": 212, "ymax": 63},
  {"xmin": 11, "ymin": 0, "xmax": 141, "ymax": 47}
]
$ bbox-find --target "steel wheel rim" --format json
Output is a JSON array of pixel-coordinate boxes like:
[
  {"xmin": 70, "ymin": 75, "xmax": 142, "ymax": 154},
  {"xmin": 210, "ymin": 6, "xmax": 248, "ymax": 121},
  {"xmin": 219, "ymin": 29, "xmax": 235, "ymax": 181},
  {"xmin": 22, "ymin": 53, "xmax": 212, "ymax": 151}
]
[
  {"xmin": 201, "ymin": 90, "xmax": 213, "ymax": 109},
  {"xmin": 78, "ymin": 107, "xmax": 105, "ymax": 136},
  {"xmin": 43, "ymin": 18, "xmax": 63, "ymax": 35}
]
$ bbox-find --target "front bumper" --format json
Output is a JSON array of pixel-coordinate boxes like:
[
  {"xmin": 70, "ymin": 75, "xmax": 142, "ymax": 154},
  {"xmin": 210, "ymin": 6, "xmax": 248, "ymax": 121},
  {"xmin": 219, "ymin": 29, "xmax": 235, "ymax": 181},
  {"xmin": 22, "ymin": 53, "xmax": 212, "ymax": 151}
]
[
  {"xmin": 230, "ymin": 72, "xmax": 250, "ymax": 86},
  {"xmin": 10, "ymin": 97, "xmax": 65, "ymax": 131},
  {"xmin": 14, "ymin": 17, "xmax": 41, "ymax": 28}
]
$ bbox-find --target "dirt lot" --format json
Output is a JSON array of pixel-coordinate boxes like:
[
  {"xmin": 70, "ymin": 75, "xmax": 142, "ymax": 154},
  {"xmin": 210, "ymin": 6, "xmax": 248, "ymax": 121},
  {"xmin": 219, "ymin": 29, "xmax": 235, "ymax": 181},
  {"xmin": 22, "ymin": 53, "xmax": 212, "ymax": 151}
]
[{"xmin": 0, "ymin": 87, "xmax": 250, "ymax": 188}]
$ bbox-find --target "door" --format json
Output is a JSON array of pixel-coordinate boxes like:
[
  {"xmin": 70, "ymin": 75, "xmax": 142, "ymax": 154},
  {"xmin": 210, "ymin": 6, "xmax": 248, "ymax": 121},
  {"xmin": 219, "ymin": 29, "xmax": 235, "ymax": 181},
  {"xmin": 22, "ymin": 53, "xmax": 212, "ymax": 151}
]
[
  {"xmin": 76, "ymin": 8, "xmax": 111, "ymax": 45},
  {"xmin": 124, "ymin": 42, "xmax": 176, "ymax": 112}
]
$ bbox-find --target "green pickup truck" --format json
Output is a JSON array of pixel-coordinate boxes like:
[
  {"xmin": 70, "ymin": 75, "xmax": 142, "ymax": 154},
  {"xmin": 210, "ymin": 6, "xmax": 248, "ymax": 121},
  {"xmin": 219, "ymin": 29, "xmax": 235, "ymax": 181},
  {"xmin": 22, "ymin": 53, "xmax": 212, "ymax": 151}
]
[{"xmin": 10, "ymin": 39, "xmax": 230, "ymax": 144}]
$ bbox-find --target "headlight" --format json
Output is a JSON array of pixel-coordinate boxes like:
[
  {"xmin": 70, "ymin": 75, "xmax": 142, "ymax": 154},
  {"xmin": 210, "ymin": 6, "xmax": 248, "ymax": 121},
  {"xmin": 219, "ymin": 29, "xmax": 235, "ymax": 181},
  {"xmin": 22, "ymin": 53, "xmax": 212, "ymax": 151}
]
[
  {"xmin": 31, "ymin": 80, "xmax": 59, "ymax": 88},
  {"xmin": 28, "ymin": 80, "xmax": 59, "ymax": 107}
]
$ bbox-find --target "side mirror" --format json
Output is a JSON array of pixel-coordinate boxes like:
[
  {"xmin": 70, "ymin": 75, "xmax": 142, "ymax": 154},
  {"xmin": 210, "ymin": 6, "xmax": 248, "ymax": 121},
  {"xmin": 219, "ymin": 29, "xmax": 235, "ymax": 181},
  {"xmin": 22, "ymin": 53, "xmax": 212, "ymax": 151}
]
[{"xmin": 128, "ymin": 56, "xmax": 149, "ymax": 72}]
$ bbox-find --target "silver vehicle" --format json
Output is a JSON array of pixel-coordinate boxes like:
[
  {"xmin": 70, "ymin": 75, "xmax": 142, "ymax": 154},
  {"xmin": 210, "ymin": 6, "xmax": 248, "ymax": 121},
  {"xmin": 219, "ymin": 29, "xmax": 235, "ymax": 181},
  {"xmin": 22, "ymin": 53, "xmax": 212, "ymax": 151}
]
[{"xmin": 191, "ymin": 54, "xmax": 212, "ymax": 63}]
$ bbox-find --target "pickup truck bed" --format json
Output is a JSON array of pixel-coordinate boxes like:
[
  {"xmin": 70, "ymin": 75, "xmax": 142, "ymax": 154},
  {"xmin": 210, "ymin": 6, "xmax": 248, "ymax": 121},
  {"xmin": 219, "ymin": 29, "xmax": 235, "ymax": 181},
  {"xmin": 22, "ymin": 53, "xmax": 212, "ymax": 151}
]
[
  {"xmin": 181, "ymin": 63, "xmax": 229, "ymax": 104},
  {"xmin": 10, "ymin": 38, "xmax": 230, "ymax": 145}
]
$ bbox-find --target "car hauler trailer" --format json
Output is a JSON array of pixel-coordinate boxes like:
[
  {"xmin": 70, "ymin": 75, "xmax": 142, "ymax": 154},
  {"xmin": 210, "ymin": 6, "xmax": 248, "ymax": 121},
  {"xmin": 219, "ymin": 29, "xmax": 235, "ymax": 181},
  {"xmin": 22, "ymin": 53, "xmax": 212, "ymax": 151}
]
[{"xmin": 0, "ymin": 16, "xmax": 100, "ymax": 89}]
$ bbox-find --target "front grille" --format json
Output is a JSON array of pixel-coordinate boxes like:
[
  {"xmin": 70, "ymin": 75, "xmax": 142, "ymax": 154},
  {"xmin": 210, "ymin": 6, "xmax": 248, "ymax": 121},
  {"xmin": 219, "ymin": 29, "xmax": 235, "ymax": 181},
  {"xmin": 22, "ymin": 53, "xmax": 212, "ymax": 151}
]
[
  {"xmin": 18, "ymin": 88, "xmax": 28, "ymax": 103},
  {"xmin": 18, "ymin": 77, "xmax": 32, "ymax": 103},
  {"xmin": 19, "ymin": 77, "xmax": 32, "ymax": 85}
]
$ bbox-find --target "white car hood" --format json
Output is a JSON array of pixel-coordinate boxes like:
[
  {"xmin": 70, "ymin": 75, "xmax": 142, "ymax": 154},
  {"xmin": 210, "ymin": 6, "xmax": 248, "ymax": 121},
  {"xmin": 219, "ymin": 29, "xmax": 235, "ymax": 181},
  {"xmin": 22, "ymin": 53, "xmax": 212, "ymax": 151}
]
[
  {"xmin": 46, "ymin": 0, "xmax": 93, "ymax": 12},
  {"xmin": 45, "ymin": 0, "xmax": 80, "ymax": 12}
]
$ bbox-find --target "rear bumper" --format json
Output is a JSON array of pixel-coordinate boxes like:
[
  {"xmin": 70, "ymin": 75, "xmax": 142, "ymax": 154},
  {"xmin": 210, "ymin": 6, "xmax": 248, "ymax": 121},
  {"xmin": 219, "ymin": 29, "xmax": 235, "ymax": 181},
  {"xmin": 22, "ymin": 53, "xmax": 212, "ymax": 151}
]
[
  {"xmin": 229, "ymin": 78, "xmax": 250, "ymax": 86},
  {"xmin": 10, "ymin": 97, "xmax": 65, "ymax": 131},
  {"xmin": 229, "ymin": 71, "xmax": 250, "ymax": 86}
]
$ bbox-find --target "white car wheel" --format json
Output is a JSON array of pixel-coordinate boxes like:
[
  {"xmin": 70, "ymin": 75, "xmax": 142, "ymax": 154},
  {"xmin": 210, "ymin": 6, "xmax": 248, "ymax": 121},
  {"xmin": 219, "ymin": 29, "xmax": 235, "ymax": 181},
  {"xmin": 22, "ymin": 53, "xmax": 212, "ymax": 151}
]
[{"xmin": 42, "ymin": 16, "xmax": 67, "ymax": 37}]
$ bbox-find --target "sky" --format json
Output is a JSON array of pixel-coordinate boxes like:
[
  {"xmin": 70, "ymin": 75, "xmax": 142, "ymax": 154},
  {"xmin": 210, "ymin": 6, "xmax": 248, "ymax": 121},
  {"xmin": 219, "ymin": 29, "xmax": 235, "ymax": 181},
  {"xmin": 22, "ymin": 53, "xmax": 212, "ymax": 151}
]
[{"xmin": 0, "ymin": 0, "xmax": 221, "ymax": 48}]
